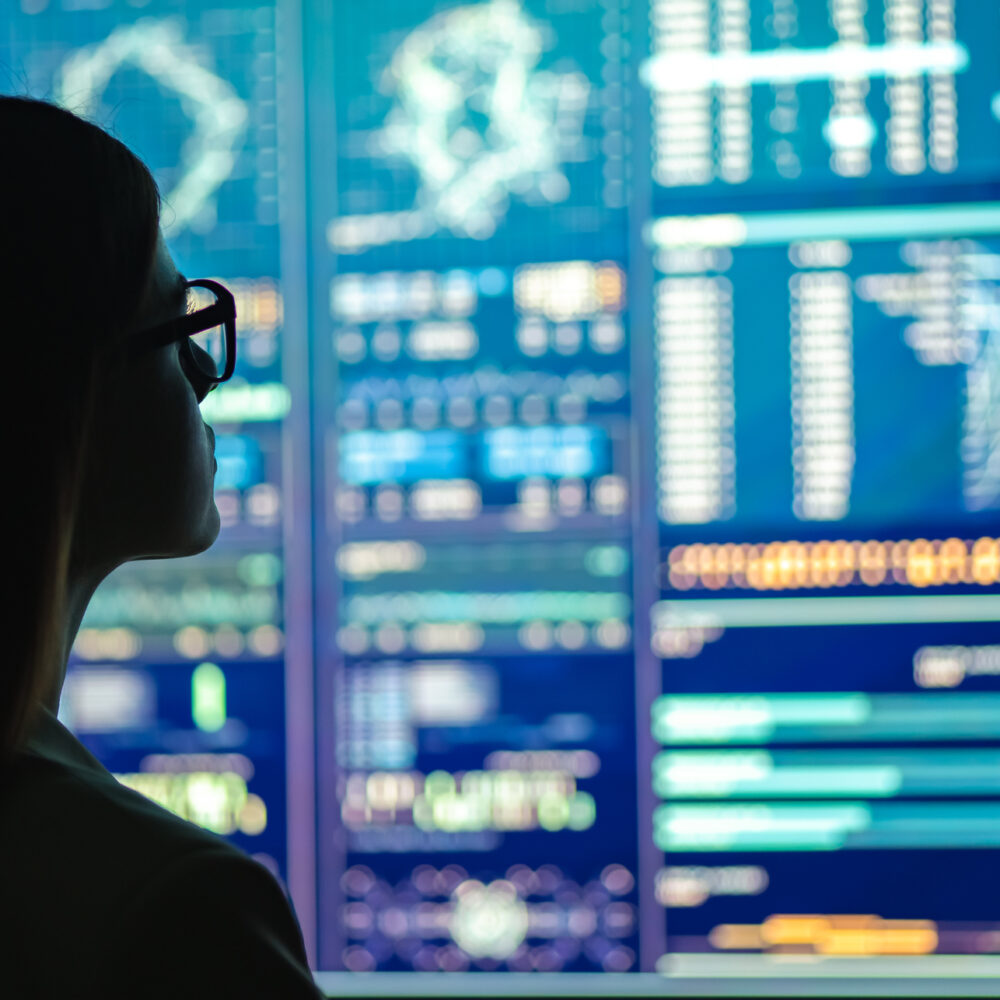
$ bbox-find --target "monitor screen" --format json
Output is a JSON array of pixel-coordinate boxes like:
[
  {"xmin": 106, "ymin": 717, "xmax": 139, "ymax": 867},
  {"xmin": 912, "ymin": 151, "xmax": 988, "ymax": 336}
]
[{"xmin": 2, "ymin": 0, "xmax": 998, "ymax": 994}]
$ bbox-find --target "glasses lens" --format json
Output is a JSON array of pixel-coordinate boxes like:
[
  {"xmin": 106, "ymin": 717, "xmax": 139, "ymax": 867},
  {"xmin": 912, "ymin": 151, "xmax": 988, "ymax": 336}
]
[{"xmin": 187, "ymin": 285, "xmax": 227, "ymax": 380}]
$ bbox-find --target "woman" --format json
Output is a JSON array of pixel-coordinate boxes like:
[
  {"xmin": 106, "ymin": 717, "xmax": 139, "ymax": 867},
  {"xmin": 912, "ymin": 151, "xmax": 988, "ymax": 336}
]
[{"xmin": 0, "ymin": 97, "xmax": 323, "ymax": 998}]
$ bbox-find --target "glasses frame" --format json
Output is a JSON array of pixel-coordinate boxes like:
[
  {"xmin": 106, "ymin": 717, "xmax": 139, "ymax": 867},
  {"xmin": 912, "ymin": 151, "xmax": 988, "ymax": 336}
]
[{"xmin": 129, "ymin": 277, "xmax": 237, "ymax": 387}]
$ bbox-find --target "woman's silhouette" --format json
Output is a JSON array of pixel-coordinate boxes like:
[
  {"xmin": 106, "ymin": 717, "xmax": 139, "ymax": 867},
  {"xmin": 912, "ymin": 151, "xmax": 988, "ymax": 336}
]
[{"xmin": 0, "ymin": 97, "xmax": 322, "ymax": 998}]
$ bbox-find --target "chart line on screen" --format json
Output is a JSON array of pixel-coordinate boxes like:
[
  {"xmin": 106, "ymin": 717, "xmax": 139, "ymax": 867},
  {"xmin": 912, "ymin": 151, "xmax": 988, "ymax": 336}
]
[{"xmin": 55, "ymin": 19, "xmax": 249, "ymax": 236}]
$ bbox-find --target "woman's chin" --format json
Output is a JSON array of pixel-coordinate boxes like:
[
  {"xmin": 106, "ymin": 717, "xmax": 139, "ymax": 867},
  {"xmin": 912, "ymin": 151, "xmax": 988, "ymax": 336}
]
[
  {"xmin": 165, "ymin": 504, "xmax": 222, "ymax": 558},
  {"xmin": 193, "ymin": 504, "xmax": 222, "ymax": 552}
]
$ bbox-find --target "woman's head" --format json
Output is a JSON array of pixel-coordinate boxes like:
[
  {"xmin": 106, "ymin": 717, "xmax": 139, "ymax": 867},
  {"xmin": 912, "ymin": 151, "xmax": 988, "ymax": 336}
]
[
  {"xmin": 76, "ymin": 231, "xmax": 222, "ymax": 567},
  {"xmin": 1, "ymin": 97, "xmax": 220, "ymax": 757}
]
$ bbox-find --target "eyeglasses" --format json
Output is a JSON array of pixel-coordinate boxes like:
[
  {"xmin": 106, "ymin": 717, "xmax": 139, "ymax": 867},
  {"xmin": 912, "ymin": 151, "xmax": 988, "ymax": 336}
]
[{"xmin": 128, "ymin": 278, "xmax": 237, "ymax": 389}]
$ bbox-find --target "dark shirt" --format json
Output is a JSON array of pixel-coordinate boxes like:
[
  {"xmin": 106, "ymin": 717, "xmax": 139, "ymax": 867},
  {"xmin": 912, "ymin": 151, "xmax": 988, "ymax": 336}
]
[{"xmin": 0, "ymin": 707, "xmax": 324, "ymax": 999}]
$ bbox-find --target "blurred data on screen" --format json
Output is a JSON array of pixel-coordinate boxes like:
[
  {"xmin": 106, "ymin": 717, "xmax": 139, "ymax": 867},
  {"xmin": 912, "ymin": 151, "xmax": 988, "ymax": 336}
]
[{"xmin": 2, "ymin": 0, "xmax": 998, "ymax": 987}]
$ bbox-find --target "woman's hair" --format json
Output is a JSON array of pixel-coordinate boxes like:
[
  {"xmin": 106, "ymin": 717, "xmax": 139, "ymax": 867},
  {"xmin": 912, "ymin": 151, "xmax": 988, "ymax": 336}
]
[{"xmin": 0, "ymin": 97, "xmax": 160, "ymax": 760}]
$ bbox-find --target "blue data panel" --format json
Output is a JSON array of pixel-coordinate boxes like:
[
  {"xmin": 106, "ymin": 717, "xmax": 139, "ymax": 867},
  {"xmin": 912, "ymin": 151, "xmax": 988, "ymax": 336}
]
[
  {"xmin": 1, "ymin": 0, "xmax": 294, "ymax": 886},
  {"xmin": 648, "ymin": 201, "xmax": 1000, "ymax": 975},
  {"xmin": 650, "ymin": 205, "xmax": 1000, "ymax": 533},
  {"xmin": 641, "ymin": 2, "xmax": 1000, "ymax": 983},
  {"xmin": 310, "ymin": 0, "xmax": 640, "ymax": 975},
  {"xmin": 644, "ymin": 0, "xmax": 1000, "ymax": 199},
  {"xmin": 648, "ymin": 619, "xmax": 1000, "ymax": 975}
]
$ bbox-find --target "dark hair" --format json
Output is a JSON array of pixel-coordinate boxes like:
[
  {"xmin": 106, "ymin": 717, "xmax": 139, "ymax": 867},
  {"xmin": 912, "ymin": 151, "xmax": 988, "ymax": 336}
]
[{"xmin": 0, "ymin": 97, "xmax": 160, "ymax": 759}]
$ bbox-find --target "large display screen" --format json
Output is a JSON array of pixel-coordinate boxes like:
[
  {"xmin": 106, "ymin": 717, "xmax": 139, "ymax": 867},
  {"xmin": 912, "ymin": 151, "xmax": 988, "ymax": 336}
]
[{"xmin": 2, "ymin": 0, "xmax": 998, "ymax": 994}]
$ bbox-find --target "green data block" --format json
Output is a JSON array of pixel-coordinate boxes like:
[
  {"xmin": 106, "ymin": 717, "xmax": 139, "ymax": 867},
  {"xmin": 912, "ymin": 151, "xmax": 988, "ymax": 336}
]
[{"xmin": 192, "ymin": 662, "xmax": 227, "ymax": 733}]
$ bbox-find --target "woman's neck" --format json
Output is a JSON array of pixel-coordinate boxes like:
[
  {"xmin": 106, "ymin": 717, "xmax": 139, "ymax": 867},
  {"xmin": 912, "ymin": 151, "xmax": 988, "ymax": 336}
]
[{"xmin": 46, "ymin": 567, "xmax": 106, "ymax": 713}]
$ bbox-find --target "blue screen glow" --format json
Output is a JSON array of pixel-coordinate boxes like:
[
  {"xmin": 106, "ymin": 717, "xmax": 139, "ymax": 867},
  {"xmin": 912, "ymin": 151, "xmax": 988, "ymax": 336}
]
[{"xmin": 2, "ymin": 0, "xmax": 998, "ymax": 993}]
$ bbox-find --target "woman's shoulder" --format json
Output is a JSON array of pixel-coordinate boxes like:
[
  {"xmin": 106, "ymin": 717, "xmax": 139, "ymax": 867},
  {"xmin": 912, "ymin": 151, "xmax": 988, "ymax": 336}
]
[
  {"xmin": 0, "ymin": 711, "xmax": 320, "ymax": 997},
  {"xmin": 0, "ymin": 717, "xmax": 240, "ymax": 960},
  {"xmin": 8, "ymin": 737, "xmax": 231, "ymax": 866},
  {"xmin": 5, "ymin": 708, "xmax": 233, "ymax": 871}
]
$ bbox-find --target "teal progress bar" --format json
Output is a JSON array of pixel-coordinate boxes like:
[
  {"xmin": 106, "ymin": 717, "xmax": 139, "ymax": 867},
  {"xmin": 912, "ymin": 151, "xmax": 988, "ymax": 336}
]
[
  {"xmin": 653, "ymin": 594, "xmax": 1000, "ymax": 629},
  {"xmin": 652, "ymin": 692, "xmax": 1000, "ymax": 745},
  {"xmin": 649, "ymin": 202, "xmax": 1000, "ymax": 247},
  {"xmin": 655, "ymin": 801, "xmax": 1000, "ymax": 851}
]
